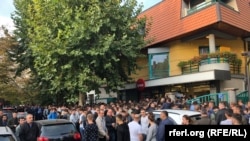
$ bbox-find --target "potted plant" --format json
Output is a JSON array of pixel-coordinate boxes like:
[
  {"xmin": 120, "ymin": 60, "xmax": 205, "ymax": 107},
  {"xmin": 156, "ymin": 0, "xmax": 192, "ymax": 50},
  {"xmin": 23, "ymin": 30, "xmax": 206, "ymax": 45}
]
[{"xmin": 178, "ymin": 61, "xmax": 188, "ymax": 68}]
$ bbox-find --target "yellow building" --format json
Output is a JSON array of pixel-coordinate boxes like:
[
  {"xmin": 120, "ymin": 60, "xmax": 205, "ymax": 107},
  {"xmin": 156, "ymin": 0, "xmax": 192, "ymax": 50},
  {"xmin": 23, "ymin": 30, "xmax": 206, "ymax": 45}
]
[{"xmin": 118, "ymin": 0, "xmax": 250, "ymax": 102}]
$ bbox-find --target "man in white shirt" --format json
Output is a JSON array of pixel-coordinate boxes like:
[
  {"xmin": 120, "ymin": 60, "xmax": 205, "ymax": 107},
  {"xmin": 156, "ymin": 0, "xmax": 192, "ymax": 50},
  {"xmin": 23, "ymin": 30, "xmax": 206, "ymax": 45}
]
[
  {"xmin": 96, "ymin": 109, "xmax": 109, "ymax": 141},
  {"xmin": 128, "ymin": 111, "xmax": 143, "ymax": 141},
  {"xmin": 140, "ymin": 109, "xmax": 149, "ymax": 141},
  {"xmin": 70, "ymin": 109, "xmax": 80, "ymax": 131}
]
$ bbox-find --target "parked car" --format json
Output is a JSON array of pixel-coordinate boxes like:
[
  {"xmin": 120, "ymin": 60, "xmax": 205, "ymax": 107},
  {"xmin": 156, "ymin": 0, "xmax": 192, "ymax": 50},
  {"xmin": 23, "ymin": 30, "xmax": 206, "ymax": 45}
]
[
  {"xmin": 2, "ymin": 107, "xmax": 16, "ymax": 119},
  {"xmin": 35, "ymin": 119, "xmax": 81, "ymax": 141},
  {"xmin": 0, "ymin": 126, "xmax": 18, "ymax": 141},
  {"xmin": 152, "ymin": 109, "xmax": 201, "ymax": 125}
]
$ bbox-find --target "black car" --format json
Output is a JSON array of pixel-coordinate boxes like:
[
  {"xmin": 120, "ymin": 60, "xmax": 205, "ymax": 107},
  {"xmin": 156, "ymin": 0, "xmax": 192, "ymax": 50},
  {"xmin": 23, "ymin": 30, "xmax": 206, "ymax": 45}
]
[{"xmin": 35, "ymin": 119, "xmax": 81, "ymax": 141}]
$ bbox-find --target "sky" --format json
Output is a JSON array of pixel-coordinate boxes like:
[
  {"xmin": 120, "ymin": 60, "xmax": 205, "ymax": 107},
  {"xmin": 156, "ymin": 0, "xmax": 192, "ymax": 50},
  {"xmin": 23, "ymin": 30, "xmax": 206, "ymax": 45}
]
[
  {"xmin": 0, "ymin": 0, "xmax": 162, "ymax": 34},
  {"xmin": 0, "ymin": 0, "xmax": 15, "ymax": 33}
]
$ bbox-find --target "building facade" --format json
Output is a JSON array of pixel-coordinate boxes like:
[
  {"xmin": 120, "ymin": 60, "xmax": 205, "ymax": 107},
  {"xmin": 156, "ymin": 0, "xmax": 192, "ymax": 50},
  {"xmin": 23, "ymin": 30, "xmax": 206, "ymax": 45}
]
[{"xmin": 118, "ymin": 0, "xmax": 250, "ymax": 102}]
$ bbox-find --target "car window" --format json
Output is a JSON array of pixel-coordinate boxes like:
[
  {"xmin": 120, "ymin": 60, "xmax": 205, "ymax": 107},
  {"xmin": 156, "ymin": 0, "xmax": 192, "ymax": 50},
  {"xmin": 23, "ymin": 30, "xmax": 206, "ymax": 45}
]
[
  {"xmin": 41, "ymin": 123, "xmax": 76, "ymax": 136},
  {"xmin": 0, "ymin": 135, "xmax": 16, "ymax": 141},
  {"xmin": 190, "ymin": 115, "xmax": 201, "ymax": 121}
]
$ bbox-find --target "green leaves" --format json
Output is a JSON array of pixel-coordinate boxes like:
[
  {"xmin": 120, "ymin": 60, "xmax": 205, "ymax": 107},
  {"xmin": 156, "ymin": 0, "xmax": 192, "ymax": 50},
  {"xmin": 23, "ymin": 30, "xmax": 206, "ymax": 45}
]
[{"xmin": 12, "ymin": 0, "xmax": 150, "ymax": 102}]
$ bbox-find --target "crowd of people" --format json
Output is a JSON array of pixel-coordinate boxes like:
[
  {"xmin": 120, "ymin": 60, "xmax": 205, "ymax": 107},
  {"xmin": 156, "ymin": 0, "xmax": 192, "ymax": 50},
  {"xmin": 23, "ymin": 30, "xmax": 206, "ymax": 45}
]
[{"xmin": 0, "ymin": 96, "xmax": 250, "ymax": 141}]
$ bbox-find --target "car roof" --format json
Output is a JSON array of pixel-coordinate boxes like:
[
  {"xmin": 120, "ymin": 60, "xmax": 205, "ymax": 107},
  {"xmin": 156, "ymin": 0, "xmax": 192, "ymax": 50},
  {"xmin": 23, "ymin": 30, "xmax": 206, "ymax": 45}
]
[
  {"xmin": 153, "ymin": 109, "xmax": 201, "ymax": 116},
  {"xmin": 0, "ymin": 126, "xmax": 13, "ymax": 135},
  {"xmin": 34, "ymin": 119, "xmax": 72, "ymax": 125}
]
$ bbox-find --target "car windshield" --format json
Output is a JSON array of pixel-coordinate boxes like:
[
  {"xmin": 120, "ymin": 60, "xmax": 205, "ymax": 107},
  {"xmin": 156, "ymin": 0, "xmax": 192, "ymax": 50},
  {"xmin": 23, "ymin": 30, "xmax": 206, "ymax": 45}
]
[
  {"xmin": 41, "ymin": 123, "xmax": 76, "ymax": 136},
  {"xmin": 0, "ymin": 135, "xmax": 15, "ymax": 141}
]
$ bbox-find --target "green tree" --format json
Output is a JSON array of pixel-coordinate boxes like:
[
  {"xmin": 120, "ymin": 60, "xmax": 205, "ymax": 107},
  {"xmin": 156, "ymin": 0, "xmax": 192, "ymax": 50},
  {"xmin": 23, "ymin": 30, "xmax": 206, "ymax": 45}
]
[{"xmin": 12, "ymin": 0, "xmax": 150, "ymax": 105}]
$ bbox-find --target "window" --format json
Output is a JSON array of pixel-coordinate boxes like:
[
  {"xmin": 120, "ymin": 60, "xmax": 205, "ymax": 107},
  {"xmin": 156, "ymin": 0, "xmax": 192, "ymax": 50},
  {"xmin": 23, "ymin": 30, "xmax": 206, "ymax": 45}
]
[
  {"xmin": 137, "ymin": 0, "xmax": 163, "ymax": 11},
  {"xmin": 199, "ymin": 46, "xmax": 220, "ymax": 55},
  {"xmin": 41, "ymin": 123, "xmax": 76, "ymax": 136},
  {"xmin": 148, "ymin": 53, "xmax": 169, "ymax": 79},
  {"xmin": 182, "ymin": 0, "xmax": 239, "ymax": 17}
]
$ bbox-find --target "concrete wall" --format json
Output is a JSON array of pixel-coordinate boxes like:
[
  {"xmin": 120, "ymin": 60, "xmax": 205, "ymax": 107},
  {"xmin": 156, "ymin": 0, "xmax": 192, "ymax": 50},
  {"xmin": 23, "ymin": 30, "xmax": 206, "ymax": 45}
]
[{"xmin": 220, "ymin": 77, "xmax": 245, "ymax": 93}]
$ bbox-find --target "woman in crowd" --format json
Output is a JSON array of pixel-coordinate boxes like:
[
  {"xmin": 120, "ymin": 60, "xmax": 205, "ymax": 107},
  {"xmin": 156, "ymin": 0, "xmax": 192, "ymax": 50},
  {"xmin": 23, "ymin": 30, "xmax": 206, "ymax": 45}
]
[
  {"xmin": 146, "ymin": 112, "xmax": 157, "ymax": 141},
  {"xmin": 84, "ymin": 114, "xmax": 98, "ymax": 141},
  {"xmin": 182, "ymin": 115, "xmax": 193, "ymax": 125}
]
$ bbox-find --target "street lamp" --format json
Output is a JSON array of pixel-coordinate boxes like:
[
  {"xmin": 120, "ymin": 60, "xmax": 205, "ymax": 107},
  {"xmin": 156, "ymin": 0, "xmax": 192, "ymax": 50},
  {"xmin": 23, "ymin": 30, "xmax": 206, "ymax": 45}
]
[{"xmin": 241, "ymin": 51, "xmax": 250, "ymax": 98}]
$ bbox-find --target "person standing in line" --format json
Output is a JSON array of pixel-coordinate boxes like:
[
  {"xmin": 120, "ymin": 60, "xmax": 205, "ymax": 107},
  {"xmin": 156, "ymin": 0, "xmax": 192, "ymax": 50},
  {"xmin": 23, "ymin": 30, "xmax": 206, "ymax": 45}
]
[
  {"xmin": 105, "ymin": 109, "xmax": 116, "ymax": 141},
  {"xmin": 84, "ymin": 114, "xmax": 98, "ymax": 141},
  {"xmin": 70, "ymin": 108, "xmax": 80, "ymax": 130},
  {"xmin": 128, "ymin": 111, "xmax": 143, "ymax": 141},
  {"xmin": 79, "ymin": 108, "xmax": 87, "ymax": 141},
  {"xmin": 145, "ymin": 113, "xmax": 157, "ymax": 141},
  {"xmin": 7, "ymin": 111, "xmax": 19, "ymax": 133},
  {"xmin": 47, "ymin": 107, "xmax": 57, "ymax": 120},
  {"xmin": 156, "ymin": 111, "xmax": 174, "ymax": 141},
  {"xmin": 96, "ymin": 109, "xmax": 109, "ymax": 141},
  {"xmin": 19, "ymin": 114, "xmax": 40, "ymax": 141},
  {"xmin": 116, "ymin": 114, "xmax": 130, "ymax": 141},
  {"xmin": 140, "ymin": 109, "xmax": 149, "ymax": 141},
  {"xmin": 15, "ymin": 117, "xmax": 26, "ymax": 141}
]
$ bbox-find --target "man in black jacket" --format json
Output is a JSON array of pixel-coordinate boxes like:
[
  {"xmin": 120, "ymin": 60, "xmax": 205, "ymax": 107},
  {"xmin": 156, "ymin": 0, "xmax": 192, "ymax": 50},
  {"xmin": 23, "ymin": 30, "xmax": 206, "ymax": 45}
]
[
  {"xmin": 19, "ymin": 114, "xmax": 40, "ymax": 141},
  {"xmin": 105, "ymin": 109, "xmax": 116, "ymax": 141},
  {"xmin": 7, "ymin": 111, "xmax": 19, "ymax": 133},
  {"xmin": 116, "ymin": 114, "xmax": 130, "ymax": 141},
  {"xmin": 215, "ymin": 101, "xmax": 227, "ymax": 125}
]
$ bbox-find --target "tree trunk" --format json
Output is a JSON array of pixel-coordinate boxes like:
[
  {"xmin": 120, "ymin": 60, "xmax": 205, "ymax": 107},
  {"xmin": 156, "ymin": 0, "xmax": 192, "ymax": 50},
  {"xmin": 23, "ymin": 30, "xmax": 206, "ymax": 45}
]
[{"xmin": 78, "ymin": 93, "xmax": 86, "ymax": 106}]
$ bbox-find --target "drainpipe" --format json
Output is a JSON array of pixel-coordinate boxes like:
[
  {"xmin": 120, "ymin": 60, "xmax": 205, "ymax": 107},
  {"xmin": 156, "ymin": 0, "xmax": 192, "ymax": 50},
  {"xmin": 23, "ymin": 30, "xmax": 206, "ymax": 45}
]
[{"xmin": 242, "ymin": 37, "xmax": 250, "ymax": 99}]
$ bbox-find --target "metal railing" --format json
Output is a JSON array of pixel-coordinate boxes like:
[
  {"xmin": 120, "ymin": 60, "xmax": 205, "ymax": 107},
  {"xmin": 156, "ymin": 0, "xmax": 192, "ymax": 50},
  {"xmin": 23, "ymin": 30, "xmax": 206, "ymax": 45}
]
[
  {"xmin": 236, "ymin": 91, "xmax": 249, "ymax": 104},
  {"xmin": 181, "ymin": 58, "xmax": 241, "ymax": 75},
  {"xmin": 199, "ymin": 58, "xmax": 228, "ymax": 65},
  {"xmin": 186, "ymin": 92, "xmax": 229, "ymax": 106}
]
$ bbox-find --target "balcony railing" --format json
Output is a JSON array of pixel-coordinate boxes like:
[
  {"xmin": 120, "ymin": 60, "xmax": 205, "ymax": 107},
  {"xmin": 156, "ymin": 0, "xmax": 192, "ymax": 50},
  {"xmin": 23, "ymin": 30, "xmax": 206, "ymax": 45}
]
[{"xmin": 181, "ymin": 57, "xmax": 241, "ymax": 75}]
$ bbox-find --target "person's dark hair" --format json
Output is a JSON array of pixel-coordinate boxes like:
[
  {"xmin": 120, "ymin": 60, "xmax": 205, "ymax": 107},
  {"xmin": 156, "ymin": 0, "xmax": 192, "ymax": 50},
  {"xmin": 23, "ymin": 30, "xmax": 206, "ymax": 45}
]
[
  {"xmin": 183, "ymin": 115, "xmax": 193, "ymax": 124},
  {"xmin": 225, "ymin": 109, "xmax": 233, "ymax": 117},
  {"xmin": 116, "ymin": 114, "xmax": 123, "ymax": 121},
  {"xmin": 232, "ymin": 113, "xmax": 242, "ymax": 124},
  {"xmin": 148, "ymin": 112, "xmax": 155, "ymax": 122},
  {"xmin": 161, "ymin": 111, "xmax": 168, "ymax": 117},
  {"xmin": 18, "ymin": 116, "xmax": 25, "ymax": 121}
]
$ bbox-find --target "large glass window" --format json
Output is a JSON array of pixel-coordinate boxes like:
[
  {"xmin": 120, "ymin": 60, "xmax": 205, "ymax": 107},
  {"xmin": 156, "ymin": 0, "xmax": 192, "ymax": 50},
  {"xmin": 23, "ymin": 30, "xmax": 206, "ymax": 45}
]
[{"xmin": 149, "ymin": 53, "xmax": 169, "ymax": 79}]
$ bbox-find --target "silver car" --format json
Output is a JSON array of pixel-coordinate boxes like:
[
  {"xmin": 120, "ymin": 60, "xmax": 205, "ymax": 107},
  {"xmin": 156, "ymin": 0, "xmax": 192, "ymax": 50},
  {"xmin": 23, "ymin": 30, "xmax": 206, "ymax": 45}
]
[{"xmin": 0, "ymin": 126, "xmax": 18, "ymax": 141}]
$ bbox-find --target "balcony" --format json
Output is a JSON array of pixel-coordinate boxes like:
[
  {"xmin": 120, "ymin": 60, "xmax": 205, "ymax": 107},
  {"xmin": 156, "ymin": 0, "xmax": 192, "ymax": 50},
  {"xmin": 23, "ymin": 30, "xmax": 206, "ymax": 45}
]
[
  {"xmin": 178, "ymin": 52, "xmax": 242, "ymax": 75},
  {"xmin": 199, "ymin": 58, "xmax": 229, "ymax": 72}
]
